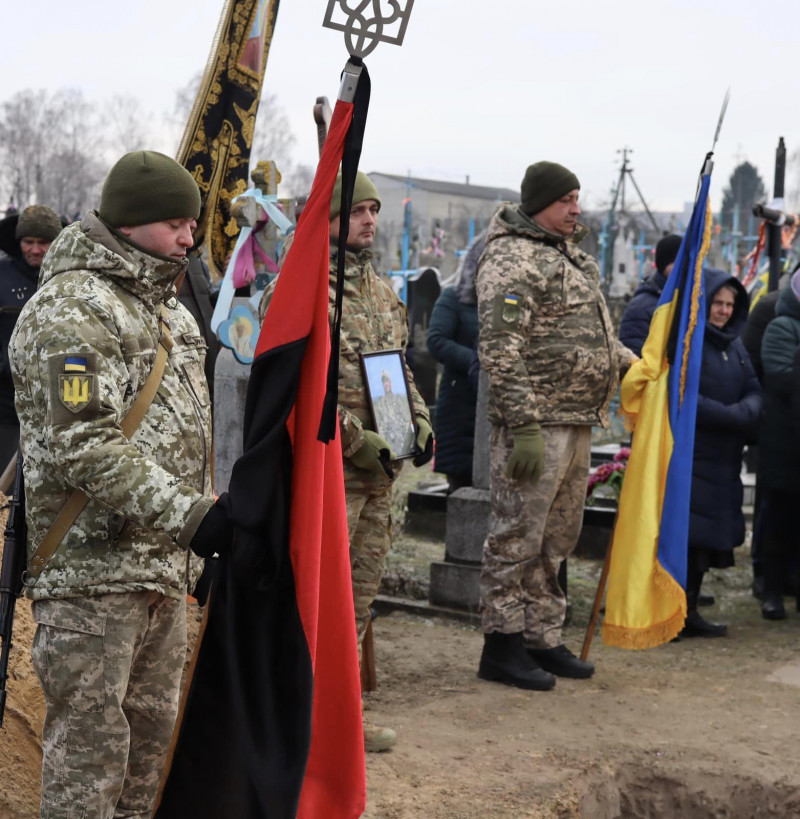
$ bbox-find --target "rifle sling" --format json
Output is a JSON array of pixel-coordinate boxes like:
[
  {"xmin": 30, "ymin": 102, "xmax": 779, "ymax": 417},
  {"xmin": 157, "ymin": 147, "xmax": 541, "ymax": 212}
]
[{"xmin": 26, "ymin": 308, "xmax": 174, "ymax": 584}]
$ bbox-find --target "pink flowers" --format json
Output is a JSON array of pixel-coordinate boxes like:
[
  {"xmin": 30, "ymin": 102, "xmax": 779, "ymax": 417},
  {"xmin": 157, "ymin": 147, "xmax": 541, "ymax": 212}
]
[{"xmin": 586, "ymin": 448, "xmax": 630, "ymax": 502}]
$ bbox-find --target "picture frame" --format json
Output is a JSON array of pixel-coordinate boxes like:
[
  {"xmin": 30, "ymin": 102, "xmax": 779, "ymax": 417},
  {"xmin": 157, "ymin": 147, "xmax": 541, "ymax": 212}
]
[{"xmin": 360, "ymin": 349, "xmax": 420, "ymax": 460}]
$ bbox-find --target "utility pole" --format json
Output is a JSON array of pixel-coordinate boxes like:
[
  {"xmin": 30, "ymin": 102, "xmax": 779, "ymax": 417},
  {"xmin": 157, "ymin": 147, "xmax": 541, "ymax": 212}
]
[
  {"xmin": 601, "ymin": 147, "xmax": 660, "ymax": 295},
  {"xmin": 768, "ymin": 137, "xmax": 786, "ymax": 292}
]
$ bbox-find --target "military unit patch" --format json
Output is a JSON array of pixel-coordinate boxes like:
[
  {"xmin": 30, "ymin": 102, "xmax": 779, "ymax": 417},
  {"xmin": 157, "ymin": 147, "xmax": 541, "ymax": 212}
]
[
  {"xmin": 495, "ymin": 292, "xmax": 521, "ymax": 328},
  {"xmin": 59, "ymin": 373, "xmax": 93, "ymax": 412},
  {"xmin": 48, "ymin": 353, "xmax": 100, "ymax": 423}
]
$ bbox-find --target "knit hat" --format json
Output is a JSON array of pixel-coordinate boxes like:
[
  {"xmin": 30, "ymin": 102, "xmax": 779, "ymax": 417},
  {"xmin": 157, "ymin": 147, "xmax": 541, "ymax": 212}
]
[
  {"xmin": 99, "ymin": 150, "xmax": 201, "ymax": 227},
  {"xmin": 330, "ymin": 171, "xmax": 381, "ymax": 220},
  {"xmin": 520, "ymin": 162, "xmax": 580, "ymax": 217},
  {"xmin": 655, "ymin": 234, "xmax": 683, "ymax": 275},
  {"xmin": 15, "ymin": 204, "xmax": 62, "ymax": 242}
]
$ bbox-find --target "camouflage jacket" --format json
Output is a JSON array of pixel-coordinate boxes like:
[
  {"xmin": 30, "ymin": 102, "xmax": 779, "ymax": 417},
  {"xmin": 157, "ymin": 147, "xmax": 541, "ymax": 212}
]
[
  {"xmin": 477, "ymin": 204, "xmax": 634, "ymax": 428},
  {"xmin": 10, "ymin": 212, "xmax": 214, "ymax": 602},
  {"xmin": 260, "ymin": 245, "xmax": 429, "ymax": 485}
]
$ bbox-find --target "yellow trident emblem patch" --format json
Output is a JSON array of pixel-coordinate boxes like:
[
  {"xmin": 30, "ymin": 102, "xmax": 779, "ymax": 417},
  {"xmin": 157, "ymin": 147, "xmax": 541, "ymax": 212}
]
[{"xmin": 58, "ymin": 374, "xmax": 94, "ymax": 413}]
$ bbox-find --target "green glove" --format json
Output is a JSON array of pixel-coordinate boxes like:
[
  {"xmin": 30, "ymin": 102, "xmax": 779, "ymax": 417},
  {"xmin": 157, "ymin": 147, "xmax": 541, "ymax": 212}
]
[
  {"xmin": 413, "ymin": 417, "xmax": 434, "ymax": 467},
  {"xmin": 350, "ymin": 430, "xmax": 395, "ymax": 479},
  {"xmin": 506, "ymin": 422, "xmax": 545, "ymax": 484}
]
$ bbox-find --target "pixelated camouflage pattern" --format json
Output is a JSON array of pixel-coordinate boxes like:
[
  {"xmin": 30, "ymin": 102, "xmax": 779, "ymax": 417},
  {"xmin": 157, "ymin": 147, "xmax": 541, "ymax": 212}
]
[
  {"xmin": 32, "ymin": 592, "xmax": 186, "ymax": 817},
  {"xmin": 260, "ymin": 245, "xmax": 430, "ymax": 489},
  {"xmin": 345, "ymin": 483, "xmax": 392, "ymax": 645},
  {"xmin": 372, "ymin": 391, "xmax": 415, "ymax": 455},
  {"xmin": 477, "ymin": 204, "xmax": 635, "ymax": 429},
  {"xmin": 10, "ymin": 213, "xmax": 213, "ymax": 602},
  {"xmin": 480, "ymin": 424, "xmax": 591, "ymax": 648}
]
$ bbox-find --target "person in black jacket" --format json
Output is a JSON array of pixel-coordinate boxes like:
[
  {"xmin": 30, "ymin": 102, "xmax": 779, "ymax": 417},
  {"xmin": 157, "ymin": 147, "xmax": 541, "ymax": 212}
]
[
  {"xmin": 427, "ymin": 232, "xmax": 483, "ymax": 490},
  {"xmin": 757, "ymin": 271, "xmax": 800, "ymax": 620},
  {"xmin": 739, "ymin": 271, "xmax": 792, "ymax": 598},
  {"xmin": 619, "ymin": 234, "xmax": 682, "ymax": 357},
  {"xmin": 179, "ymin": 252, "xmax": 219, "ymax": 404},
  {"xmin": 0, "ymin": 204, "xmax": 63, "ymax": 467},
  {"xmin": 681, "ymin": 268, "xmax": 761, "ymax": 637}
]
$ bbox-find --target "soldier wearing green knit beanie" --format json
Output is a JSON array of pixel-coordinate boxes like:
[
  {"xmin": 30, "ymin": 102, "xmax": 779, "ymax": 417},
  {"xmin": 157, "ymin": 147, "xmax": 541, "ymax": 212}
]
[
  {"xmin": 99, "ymin": 150, "xmax": 201, "ymax": 228},
  {"xmin": 94, "ymin": 150, "xmax": 201, "ymax": 260},
  {"xmin": 260, "ymin": 167, "xmax": 431, "ymax": 754},
  {"xmin": 7, "ymin": 148, "xmax": 218, "ymax": 816},
  {"xmin": 474, "ymin": 161, "xmax": 635, "ymax": 691}
]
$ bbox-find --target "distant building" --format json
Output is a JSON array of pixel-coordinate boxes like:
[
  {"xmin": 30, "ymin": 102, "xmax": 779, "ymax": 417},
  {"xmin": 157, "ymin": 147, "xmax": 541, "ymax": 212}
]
[{"xmin": 368, "ymin": 172, "xmax": 519, "ymax": 279}]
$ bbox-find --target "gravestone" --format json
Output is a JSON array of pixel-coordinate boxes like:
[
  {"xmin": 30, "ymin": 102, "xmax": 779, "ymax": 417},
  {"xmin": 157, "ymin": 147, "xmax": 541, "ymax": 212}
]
[
  {"xmin": 405, "ymin": 267, "xmax": 441, "ymax": 407},
  {"xmin": 428, "ymin": 371, "xmax": 491, "ymax": 611},
  {"xmin": 213, "ymin": 161, "xmax": 288, "ymax": 492},
  {"xmin": 213, "ymin": 299, "xmax": 252, "ymax": 494}
]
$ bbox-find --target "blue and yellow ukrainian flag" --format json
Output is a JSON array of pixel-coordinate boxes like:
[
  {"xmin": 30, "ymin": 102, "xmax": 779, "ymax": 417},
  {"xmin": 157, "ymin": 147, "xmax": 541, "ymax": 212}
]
[
  {"xmin": 64, "ymin": 356, "xmax": 87, "ymax": 372},
  {"xmin": 602, "ymin": 170, "xmax": 713, "ymax": 649}
]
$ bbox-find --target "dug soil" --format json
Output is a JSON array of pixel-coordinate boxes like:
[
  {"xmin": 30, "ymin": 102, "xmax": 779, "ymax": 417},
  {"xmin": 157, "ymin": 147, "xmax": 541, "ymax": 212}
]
[{"xmin": 3, "ymin": 475, "xmax": 800, "ymax": 818}]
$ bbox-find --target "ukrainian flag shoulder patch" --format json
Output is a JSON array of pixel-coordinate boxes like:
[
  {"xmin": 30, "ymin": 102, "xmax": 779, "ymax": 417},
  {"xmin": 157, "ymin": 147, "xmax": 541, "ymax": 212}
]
[
  {"xmin": 48, "ymin": 353, "xmax": 100, "ymax": 424},
  {"xmin": 64, "ymin": 356, "xmax": 87, "ymax": 373}
]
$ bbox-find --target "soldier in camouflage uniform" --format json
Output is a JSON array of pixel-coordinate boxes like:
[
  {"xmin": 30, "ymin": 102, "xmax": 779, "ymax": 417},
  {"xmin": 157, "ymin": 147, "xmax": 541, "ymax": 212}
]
[
  {"xmin": 372, "ymin": 370, "xmax": 415, "ymax": 455},
  {"xmin": 10, "ymin": 151, "xmax": 232, "ymax": 818},
  {"xmin": 476, "ymin": 161, "xmax": 635, "ymax": 691},
  {"xmin": 261, "ymin": 172, "xmax": 432, "ymax": 752}
]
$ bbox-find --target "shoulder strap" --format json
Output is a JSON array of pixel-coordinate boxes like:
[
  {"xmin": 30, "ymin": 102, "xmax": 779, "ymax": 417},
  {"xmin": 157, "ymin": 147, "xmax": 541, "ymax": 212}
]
[{"xmin": 25, "ymin": 307, "xmax": 174, "ymax": 584}]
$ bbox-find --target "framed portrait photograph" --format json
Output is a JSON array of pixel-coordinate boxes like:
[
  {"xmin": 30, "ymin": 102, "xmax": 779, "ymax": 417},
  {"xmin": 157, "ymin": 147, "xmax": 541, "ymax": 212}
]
[{"xmin": 360, "ymin": 350, "xmax": 420, "ymax": 459}]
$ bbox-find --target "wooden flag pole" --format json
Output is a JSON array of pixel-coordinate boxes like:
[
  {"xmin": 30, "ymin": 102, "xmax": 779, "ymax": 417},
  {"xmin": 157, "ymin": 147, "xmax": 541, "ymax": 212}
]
[
  {"xmin": 580, "ymin": 516, "xmax": 618, "ymax": 662},
  {"xmin": 360, "ymin": 618, "xmax": 377, "ymax": 692}
]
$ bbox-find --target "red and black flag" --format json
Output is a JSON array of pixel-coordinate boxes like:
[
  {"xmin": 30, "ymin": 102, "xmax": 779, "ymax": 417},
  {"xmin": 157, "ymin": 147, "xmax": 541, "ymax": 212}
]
[{"xmin": 154, "ymin": 62, "xmax": 370, "ymax": 819}]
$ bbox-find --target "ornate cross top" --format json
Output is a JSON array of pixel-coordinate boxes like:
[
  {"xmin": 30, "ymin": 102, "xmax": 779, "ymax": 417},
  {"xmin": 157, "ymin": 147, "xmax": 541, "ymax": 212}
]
[{"xmin": 323, "ymin": 0, "xmax": 415, "ymax": 58}]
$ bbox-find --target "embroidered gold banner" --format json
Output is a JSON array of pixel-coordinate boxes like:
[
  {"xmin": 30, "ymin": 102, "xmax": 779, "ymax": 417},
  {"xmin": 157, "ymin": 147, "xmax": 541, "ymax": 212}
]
[{"xmin": 178, "ymin": 0, "xmax": 281, "ymax": 280}]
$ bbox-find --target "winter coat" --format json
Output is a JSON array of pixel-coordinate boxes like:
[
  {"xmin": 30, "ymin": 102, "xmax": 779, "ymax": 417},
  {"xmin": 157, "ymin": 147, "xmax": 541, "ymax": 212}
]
[
  {"xmin": 178, "ymin": 254, "xmax": 219, "ymax": 402},
  {"xmin": 476, "ymin": 203, "xmax": 634, "ymax": 428},
  {"xmin": 618, "ymin": 271, "xmax": 667, "ymax": 358},
  {"xmin": 741, "ymin": 288, "xmax": 780, "ymax": 384},
  {"xmin": 10, "ymin": 213, "xmax": 213, "ymax": 601},
  {"xmin": 759, "ymin": 284, "xmax": 800, "ymax": 491},
  {"xmin": 689, "ymin": 268, "xmax": 761, "ymax": 552},
  {"xmin": 426, "ymin": 286, "xmax": 478, "ymax": 479}
]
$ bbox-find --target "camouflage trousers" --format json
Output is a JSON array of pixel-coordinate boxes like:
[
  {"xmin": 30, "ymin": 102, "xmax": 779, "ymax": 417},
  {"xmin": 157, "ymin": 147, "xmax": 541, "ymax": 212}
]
[
  {"xmin": 31, "ymin": 591, "xmax": 186, "ymax": 819},
  {"xmin": 480, "ymin": 424, "xmax": 590, "ymax": 649},
  {"xmin": 345, "ymin": 474, "xmax": 393, "ymax": 651}
]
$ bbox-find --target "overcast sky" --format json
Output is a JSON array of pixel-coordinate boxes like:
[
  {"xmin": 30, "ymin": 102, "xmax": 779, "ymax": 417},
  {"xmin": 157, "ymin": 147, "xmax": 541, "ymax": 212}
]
[{"xmin": 4, "ymin": 0, "xmax": 800, "ymax": 212}]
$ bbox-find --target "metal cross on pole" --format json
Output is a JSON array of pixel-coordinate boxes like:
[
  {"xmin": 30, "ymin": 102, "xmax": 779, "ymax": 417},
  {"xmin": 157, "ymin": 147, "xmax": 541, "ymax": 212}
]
[{"xmin": 323, "ymin": 0, "xmax": 415, "ymax": 58}]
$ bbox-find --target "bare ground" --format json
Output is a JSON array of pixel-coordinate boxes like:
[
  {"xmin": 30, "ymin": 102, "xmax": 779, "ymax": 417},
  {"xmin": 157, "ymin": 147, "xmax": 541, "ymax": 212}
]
[{"xmin": 3, "ymin": 470, "xmax": 800, "ymax": 818}]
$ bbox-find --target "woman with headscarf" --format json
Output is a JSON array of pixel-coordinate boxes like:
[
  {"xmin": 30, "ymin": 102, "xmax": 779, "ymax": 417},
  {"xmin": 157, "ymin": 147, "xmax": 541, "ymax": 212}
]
[{"xmin": 681, "ymin": 268, "xmax": 761, "ymax": 637}]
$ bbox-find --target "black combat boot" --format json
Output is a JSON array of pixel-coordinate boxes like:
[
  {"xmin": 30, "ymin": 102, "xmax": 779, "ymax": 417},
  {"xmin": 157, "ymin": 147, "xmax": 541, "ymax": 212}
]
[
  {"xmin": 478, "ymin": 632, "xmax": 555, "ymax": 691},
  {"xmin": 761, "ymin": 595, "xmax": 786, "ymax": 620},
  {"xmin": 762, "ymin": 556, "xmax": 788, "ymax": 620},
  {"xmin": 680, "ymin": 609, "xmax": 728, "ymax": 637},
  {"xmin": 527, "ymin": 644, "xmax": 595, "ymax": 678},
  {"xmin": 680, "ymin": 567, "xmax": 727, "ymax": 637}
]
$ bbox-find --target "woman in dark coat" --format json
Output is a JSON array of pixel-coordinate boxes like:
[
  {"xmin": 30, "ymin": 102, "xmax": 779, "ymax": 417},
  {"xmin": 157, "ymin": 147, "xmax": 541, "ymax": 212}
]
[
  {"xmin": 757, "ymin": 272, "xmax": 800, "ymax": 620},
  {"xmin": 682, "ymin": 268, "xmax": 761, "ymax": 637},
  {"xmin": 426, "ymin": 233, "xmax": 483, "ymax": 490}
]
